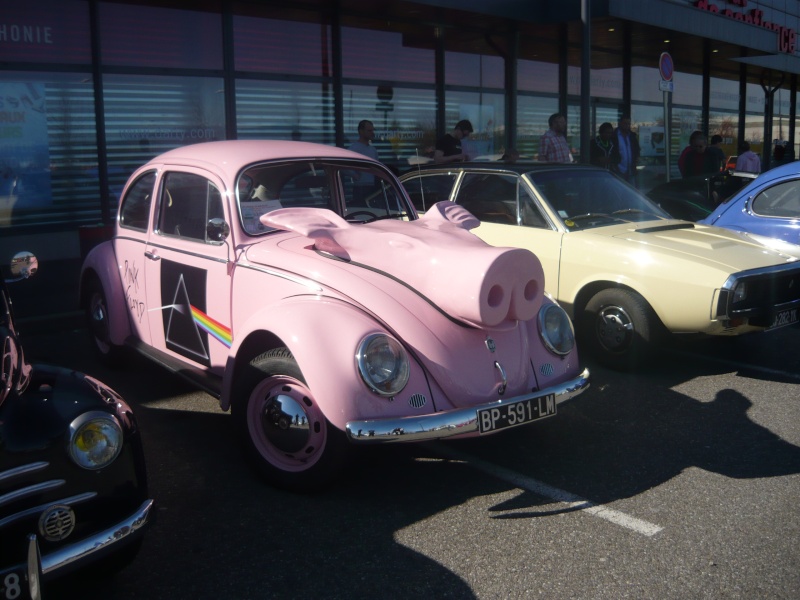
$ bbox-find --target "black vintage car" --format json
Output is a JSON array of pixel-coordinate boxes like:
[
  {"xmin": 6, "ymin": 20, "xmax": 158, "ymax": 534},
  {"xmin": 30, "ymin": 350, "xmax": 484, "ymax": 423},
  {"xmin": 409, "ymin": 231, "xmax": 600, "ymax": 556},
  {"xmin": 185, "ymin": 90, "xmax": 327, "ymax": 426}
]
[{"xmin": 0, "ymin": 252, "xmax": 152, "ymax": 600}]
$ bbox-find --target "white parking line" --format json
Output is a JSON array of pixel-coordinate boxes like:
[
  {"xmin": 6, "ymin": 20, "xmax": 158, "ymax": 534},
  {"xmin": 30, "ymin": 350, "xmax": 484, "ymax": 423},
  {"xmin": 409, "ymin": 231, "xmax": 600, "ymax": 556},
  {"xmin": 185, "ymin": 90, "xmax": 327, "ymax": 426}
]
[{"xmin": 431, "ymin": 444, "xmax": 664, "ymax": 537}]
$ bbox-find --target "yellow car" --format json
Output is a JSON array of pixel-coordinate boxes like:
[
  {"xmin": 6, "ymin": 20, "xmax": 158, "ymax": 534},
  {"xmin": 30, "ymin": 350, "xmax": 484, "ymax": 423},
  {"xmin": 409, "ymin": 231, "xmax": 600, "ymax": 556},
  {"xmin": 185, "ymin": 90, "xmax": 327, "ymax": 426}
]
[{"xmin": 400, "ymin": 162, "xmax": 800, "ymax": 370}]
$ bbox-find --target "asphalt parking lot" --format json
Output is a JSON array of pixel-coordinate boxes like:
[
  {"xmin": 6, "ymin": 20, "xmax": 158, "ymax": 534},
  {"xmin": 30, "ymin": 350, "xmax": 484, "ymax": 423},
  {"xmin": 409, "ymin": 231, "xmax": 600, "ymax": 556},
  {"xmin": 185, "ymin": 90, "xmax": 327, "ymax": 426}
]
[{"xmin": 18, "ymin": 321, "xmax": 799, "ymax": 600}]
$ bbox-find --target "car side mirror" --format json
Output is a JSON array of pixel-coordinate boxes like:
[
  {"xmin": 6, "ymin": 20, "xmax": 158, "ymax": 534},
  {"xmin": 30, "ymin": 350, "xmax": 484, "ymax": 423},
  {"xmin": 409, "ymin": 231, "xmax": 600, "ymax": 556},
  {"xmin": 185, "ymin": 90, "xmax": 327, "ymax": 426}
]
[
  {"xmin": 207, "ymin": 218, "xmax": 230, "ymax": 243},
  {"xmin": 7, "ymin": 251, "xmax": 38, "ymax": 282}
]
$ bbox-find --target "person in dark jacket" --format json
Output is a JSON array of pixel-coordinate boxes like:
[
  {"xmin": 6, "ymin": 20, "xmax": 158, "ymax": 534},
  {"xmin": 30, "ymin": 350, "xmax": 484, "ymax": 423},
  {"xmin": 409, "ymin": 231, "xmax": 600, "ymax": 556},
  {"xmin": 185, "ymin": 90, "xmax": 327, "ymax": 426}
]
[
  {"xmin": 612, "ymin": 115, "xmax": 640, "ymax": 184},
  {"xmin": 589, "ymin": 122, "xmax": 619, "ymax": 170},
  {"xmin": 678, "ymin": 131, "xmax": 719, "ymax": 178}
]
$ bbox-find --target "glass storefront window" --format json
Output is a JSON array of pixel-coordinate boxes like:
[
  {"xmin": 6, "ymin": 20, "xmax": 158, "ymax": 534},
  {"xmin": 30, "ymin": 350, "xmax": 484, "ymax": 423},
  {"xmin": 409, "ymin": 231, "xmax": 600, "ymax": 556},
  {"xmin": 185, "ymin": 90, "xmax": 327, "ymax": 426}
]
[
  {"xmin": 99, "ymin": 2, "xmax": 222, "ymax": 69},
  {"xmin": 343, "ymin": 84, "xmax": 435, "ymax": 173},
  {"xmin": 518, "ymin": 60, "xmax": 559, "ymax": 94},
  {"xmin": 709, "ymin": 75, "xmax": 740, "ymax": 161},
  {"xmin": 445, "ymin": 52, "xmax": 503, "ymax": 88},
  {"xmin": 236, "ymin": 80, "xmax": 334, "ymax": 145},
  {"xmin": 235, "ymin": 14, "xmax": 331, "ymax": 76},
  {"xmin": 0, "ymin": 72, "xmax": 99, "ymax": 228},
  {"xmin": 342, "ymin": 27, "xmax": 434, "ymax": 84},
  {"xmin": 103, "ymin": 74, "xmax": 225, "ymax": 201},
  {"xmin": 0, "ymin": 0, "xmax": 91, "ymax": 64},
  {"xmin": 443, "ymin": 90, "xmax": 505, "ymax": 159},
  {"xmin": 517, "ymin": 95, "xmax": 558, "ymax": 159}
]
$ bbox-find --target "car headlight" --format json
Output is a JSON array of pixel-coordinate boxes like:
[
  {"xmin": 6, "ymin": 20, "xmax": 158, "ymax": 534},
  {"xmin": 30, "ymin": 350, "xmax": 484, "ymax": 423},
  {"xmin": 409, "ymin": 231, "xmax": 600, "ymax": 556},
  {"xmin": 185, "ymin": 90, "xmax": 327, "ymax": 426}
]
[
  {"xmin": 538, "ymin": 303, "xmax": 575, "ymax": 356},
  {"xmin": 356, "ymin": 333, "xmax": 410, "ymax": 397},
  {"xmin": 68, "ymin": 412, "xmax": 123, "ymax": 470}
]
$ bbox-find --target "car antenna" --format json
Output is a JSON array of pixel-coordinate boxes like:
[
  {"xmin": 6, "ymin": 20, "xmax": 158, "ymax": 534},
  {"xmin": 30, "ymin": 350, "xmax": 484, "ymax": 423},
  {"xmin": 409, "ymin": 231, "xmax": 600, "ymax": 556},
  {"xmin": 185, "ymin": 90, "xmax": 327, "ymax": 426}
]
[{"xmin": 414, "ymin": 148, "xmax": 426, "ymax": 212}]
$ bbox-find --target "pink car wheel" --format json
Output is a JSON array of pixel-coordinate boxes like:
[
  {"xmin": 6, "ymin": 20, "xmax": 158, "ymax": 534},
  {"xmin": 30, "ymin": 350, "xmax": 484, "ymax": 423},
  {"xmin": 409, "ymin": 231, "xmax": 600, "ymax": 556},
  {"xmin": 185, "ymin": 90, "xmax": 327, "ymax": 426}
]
[
  {"xmin": 85, "ymin": 277, "xmax": 124, "ymax": 366},
  {"xmin": 235, "ymin": 349, "xmax": 348, "ymax": 492}
]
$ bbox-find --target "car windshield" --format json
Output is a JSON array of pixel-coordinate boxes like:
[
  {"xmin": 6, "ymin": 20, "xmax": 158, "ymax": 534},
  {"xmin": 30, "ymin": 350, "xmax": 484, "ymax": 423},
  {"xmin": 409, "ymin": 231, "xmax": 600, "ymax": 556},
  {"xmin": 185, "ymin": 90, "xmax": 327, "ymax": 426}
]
[
  {"xmin": 526, "ymin": 169, "xmax": 672, "ymax": 231},
  {"xmin": 237, "ymin": 160, "xmax": 413, "ymax": 235}
]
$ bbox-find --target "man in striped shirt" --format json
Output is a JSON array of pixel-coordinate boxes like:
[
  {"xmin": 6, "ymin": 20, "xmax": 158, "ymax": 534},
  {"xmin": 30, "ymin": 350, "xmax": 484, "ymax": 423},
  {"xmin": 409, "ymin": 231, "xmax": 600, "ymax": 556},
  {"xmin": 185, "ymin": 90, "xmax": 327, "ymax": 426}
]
[{"xmin": 539, "ymin": 113, "xmax": 573, "ymax": 163}]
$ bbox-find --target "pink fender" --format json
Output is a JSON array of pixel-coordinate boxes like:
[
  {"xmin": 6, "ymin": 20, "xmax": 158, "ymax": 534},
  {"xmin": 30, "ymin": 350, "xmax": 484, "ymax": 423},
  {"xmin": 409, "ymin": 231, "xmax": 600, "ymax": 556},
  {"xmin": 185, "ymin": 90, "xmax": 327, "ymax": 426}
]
[
  {"xmin": 80, "ymin": 241, "xmax": 132, "ymax": 347},
  {"xmin": 220, "ymin": 296, "xmax": 431, "ymax": 431},
  {"xmin": 262, "ymin": 202, "xmax": 545, "ymax": 327}
]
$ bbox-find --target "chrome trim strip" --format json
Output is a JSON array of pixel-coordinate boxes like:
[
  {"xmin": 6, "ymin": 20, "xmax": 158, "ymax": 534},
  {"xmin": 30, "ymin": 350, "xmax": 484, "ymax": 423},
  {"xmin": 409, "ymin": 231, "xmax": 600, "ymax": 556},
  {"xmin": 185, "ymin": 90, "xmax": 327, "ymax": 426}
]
[
  {"xmin": 0, "ymin": 492, "xmax": 96, "ymax": 529},
  {"xmin": 346, "ymin": 368, "xmax": 590, "ymax": 443},
  {"xmin": 143, "ymin": 242, "xmax": 229, "ymax": 265},
  {"xmin": 236, "ymin": 261, "xmax": 324, "ymax": 292},
  {"xmin": 41, "ymin": 499, "xmax": 153, "ymax": 577},
  {"xmin": 0, "ymin": 461, "xmax": 49, "ymax": 484},
  {"xmin": 0, "ymin": 480, "xmax": 65, "ymax": 510}
]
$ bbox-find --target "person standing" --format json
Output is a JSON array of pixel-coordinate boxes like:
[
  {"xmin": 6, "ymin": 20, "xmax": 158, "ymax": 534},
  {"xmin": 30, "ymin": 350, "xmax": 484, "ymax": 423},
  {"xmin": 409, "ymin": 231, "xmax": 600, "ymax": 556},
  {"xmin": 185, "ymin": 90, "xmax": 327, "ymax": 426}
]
[
  {"xmin": 735, "ymin": 141, "xmax": 762, "ymax": 173},
  {"xmin": 538, "ymin": 113, "xmax": 573, "ymax": 163},
  {"xmin": 708, "ymin": 134, "xmax": 726, "ymax": 171},
  {"xmin": 678, "ymin": 131, "xmax": 720, "ymax": 178},
  {"xmin": 589, "ymin": 122, "xmax": 619, "ymax": 170},
  {"xmin": 349, "ymin": 120, "xmax": 379, "ymax": 161},
  {"xmin": 434, "ymin": 120, "xmax": 473, "ymax": 163},
  {"xmin": 613, "ymin": 116, "xmax": 640, "ymax": 184}
]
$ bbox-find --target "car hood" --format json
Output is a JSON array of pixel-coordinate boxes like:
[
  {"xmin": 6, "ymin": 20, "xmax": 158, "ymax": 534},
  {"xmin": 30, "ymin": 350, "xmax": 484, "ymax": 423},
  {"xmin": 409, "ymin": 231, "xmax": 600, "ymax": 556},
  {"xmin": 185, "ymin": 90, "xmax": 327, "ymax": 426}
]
[
  {"xmin": 243, "ymin": 205, "xmax": 572, "ymax": 405},
  {"xmin": 595, "ymin": 220, "xmax": 800, "ymax": 271}
]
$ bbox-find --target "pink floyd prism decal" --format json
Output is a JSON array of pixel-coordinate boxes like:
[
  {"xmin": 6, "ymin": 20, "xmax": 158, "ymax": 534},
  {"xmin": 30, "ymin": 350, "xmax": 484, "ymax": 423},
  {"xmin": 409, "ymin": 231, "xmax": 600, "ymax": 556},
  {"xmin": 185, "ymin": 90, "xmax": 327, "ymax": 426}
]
[{"xmin": 160, "ymin": 260, "xmax": 231, "ymax": 366}]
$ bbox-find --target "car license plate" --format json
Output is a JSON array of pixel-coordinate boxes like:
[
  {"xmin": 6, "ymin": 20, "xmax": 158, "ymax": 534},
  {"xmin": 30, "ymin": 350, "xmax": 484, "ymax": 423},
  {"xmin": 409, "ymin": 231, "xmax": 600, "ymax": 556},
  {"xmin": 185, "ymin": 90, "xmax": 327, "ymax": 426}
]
[
  {"xmin": 769, "ymin": 307, "xmax": 798, "ymax": 330},
  {"xmin": 0, "ymin": 567, "xmax": 31, "ymax": 600},
  {"xmin": 477, "ymin": 393, "xmax": 556, "ymax": 434}
]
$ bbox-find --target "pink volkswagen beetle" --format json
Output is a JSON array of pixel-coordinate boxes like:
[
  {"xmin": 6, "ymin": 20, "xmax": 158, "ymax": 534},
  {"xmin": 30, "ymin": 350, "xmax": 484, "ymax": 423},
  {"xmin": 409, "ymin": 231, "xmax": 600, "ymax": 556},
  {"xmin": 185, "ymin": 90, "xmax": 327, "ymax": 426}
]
[{"xmin": 81, "ymin": 141, "xmax": 589, "ymax": 491}]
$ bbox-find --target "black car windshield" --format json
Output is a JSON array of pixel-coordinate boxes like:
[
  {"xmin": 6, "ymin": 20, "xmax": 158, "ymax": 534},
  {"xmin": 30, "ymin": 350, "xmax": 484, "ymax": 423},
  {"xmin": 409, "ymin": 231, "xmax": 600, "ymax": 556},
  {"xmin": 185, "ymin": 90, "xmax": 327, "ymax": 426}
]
[
  {"xmin": 526, "ymin": 169, "xmax": 672, "ymax": 231},
  {"xmin": 237, "ymin": 160, "xmax": 413, "ymax": 235}
]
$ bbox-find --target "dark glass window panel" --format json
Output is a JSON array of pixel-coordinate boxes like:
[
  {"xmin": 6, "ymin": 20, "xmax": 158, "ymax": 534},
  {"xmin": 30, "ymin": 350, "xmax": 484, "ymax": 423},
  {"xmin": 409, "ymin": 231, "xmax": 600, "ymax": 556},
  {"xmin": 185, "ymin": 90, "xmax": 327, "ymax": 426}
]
[
  {"xmin": 0, "ymin": 0, "xmax": 91, "ymax": 64},
  {"xmin": 99, "ymin": 3, "xmax": 222, "ymax": 69},
  {"xmin": 342, "ymin": 27, "xmax": 434, "ymax": 83},
  {"xmin": 445, "ymin": 52, "xmax": 503, "ymax": 88},
  {"xmin": 234, "ymin": 15, "xmax": 331, "ymax": 76}
]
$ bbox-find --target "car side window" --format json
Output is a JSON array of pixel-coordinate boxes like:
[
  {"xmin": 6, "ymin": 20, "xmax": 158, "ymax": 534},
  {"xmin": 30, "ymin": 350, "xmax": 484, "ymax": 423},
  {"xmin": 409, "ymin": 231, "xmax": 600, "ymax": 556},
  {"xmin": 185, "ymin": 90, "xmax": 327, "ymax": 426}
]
[
  {"xmin": 119, "ymin": 171, "xmax": 156, "ymax": 231},
  {"xmin": 158, "ymin": 172, "xmax": 223, "ymax": 242},
  {"xmin": 751, "ymin": 180, "xmax": 800, "ymax": 218},
  {"xmin": 455, "ymin": 173, "xmax": 517, "ymax": 225},
  {"xmin": 519, "ymin": 186, "xmax": 550, "ymax": 229},
  {"xmin": 401, "ymin": 174, "xmax": 457, "ymax": 213}
]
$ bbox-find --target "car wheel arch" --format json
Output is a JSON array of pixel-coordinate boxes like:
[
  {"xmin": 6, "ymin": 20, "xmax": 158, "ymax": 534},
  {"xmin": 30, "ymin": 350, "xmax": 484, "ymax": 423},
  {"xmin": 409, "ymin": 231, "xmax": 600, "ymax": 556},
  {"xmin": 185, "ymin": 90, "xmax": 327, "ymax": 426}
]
[
  {"xmin": 573, "ymin": 281, "xmax": 665, "ymax": 331},
  {"xmin": 220, "ymin": 298, "xmax": 390, "ymax": 428},
  {"xmin": 80, "ymin": 263, "xmax": 131, "ymax": 349}
]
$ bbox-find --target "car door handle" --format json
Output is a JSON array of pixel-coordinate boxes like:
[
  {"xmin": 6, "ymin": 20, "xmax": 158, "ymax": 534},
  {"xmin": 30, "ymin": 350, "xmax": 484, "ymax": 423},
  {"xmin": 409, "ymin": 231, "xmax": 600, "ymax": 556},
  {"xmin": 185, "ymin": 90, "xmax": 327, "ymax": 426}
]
[{"xmin": 144, "ymin": 250, "xmax": 160, "ymax": 261}]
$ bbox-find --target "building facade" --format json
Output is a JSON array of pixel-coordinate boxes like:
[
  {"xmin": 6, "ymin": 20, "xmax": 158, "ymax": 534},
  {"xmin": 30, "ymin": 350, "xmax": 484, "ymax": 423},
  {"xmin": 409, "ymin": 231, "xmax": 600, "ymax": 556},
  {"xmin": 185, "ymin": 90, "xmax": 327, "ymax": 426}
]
[{"xmin": 2, "ymin": 0, "xmax": 800, "ymax": 260}]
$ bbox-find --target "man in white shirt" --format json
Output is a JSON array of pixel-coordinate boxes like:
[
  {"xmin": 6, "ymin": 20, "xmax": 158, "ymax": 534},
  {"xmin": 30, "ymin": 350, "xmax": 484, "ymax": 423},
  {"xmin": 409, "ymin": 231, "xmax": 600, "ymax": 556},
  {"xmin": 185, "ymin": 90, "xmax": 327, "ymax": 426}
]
[{"xmin": 735, "ymin": 141, "xmax": 761, "ymax": 173}]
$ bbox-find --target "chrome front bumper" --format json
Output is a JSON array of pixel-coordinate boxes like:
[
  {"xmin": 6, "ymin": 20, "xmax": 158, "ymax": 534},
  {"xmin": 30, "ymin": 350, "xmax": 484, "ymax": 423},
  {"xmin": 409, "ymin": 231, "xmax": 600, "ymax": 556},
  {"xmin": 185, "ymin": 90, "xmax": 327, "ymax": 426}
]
[
  {"xmin": 346, "ymin": 368, "xmax": 590, "ymax": 443},
  {"xmin": 39, "ymin": 499, "xmax": 154, "ymax": 578}
]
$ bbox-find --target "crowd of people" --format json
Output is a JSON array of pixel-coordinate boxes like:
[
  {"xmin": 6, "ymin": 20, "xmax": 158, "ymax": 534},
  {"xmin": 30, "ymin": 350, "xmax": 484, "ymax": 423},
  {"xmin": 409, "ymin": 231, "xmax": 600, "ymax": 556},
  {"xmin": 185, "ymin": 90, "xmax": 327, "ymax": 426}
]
[{"xmin": 348, "ymin": 113, "xmax": 785, "ymax": 182}]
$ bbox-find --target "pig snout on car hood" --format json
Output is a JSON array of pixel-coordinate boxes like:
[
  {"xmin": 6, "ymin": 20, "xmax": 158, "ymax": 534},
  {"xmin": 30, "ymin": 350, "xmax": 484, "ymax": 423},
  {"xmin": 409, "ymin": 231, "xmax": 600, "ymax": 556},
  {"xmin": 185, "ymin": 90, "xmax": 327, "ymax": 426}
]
[{"xmin": 260, "ymin": 202, "xmax": 545, "ymax": 327}]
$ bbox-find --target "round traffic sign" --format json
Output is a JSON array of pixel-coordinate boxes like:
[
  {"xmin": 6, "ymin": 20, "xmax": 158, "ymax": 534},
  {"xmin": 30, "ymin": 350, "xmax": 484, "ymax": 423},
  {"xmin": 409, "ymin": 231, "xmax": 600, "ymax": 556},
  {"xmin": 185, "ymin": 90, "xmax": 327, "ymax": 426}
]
[{"xmin": 659, "ymin": 52, "xmax": 674, "ymax": 81}]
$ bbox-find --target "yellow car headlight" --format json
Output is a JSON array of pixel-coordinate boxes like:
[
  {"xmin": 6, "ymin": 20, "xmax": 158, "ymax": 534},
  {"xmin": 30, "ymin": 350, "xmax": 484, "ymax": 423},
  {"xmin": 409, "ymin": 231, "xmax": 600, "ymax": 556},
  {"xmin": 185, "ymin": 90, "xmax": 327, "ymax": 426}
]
[{"xmin": 68, "ymin": 412, "xmax": 123, "ymax": 470}]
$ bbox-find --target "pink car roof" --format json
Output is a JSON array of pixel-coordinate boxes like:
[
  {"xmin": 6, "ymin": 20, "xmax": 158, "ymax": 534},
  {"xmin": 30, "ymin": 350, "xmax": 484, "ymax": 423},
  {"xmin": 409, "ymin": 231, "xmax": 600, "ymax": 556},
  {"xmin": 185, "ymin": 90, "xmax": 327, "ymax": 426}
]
[{"xmin": 144, "ymin": 140, "xmax": 373, "ymax": 183}]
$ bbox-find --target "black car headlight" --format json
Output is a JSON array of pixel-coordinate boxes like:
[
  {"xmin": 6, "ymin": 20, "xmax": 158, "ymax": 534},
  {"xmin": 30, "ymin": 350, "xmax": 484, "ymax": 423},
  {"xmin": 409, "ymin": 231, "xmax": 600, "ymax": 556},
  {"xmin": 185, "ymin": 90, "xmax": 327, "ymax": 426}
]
[
  {"xmin": 356, "ymin": 333, "xmax": 410, "ymax": 397},
  {"xmin": 68, "ymin": 412, "xmax": 123, "ymax": 470},
  {"xmin": 538, "ymin": 303, "xmax": 575, "ymax": 356}
]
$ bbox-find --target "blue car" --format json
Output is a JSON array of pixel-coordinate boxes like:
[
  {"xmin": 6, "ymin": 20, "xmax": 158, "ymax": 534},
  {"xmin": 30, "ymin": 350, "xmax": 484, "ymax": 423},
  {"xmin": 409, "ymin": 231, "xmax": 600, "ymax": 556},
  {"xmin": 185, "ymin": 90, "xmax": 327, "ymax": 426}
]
[{"xmin": 698, "ymin": 161, "xmax": 800, "ymax": 246}]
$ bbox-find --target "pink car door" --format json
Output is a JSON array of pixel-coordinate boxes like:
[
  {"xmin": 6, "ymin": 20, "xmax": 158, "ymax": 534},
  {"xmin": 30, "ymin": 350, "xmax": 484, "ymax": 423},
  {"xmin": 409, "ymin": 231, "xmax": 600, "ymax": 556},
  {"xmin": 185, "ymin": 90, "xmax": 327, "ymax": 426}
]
[
  {"xmin": 115, "ymin": 170, "xmax": 158, "ymax": 346},
  {"xmin": 143, "ymin": 168, "xmax": 233, "ymax": 375}
]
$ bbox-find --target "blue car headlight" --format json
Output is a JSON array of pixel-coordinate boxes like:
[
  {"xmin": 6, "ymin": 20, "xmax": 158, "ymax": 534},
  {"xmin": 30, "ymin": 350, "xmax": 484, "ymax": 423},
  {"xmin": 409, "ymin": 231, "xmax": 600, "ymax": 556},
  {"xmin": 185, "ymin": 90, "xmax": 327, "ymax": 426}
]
[
  {"xmin": 356, "ymin": 333, "xmax": 410, "ymax": 397},
  {"xmin": 538, "ymin": 303, "xmax": 575, "ymax": 356},
  {"xmin": 68, "ymin": 412, "xmax": 123, "ymax": 470}
]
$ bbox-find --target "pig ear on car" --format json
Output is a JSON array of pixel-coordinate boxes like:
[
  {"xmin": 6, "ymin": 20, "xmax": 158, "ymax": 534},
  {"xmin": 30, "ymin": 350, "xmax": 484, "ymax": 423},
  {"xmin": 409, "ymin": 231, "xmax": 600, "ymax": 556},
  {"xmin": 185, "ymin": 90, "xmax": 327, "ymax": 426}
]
[
  {"xmin": 418, "ymin": 201, "xmax": 480, "ymax": 231},
  {"xmin": 261, "ymin": 207, "xmax": 352, "ymax": 258}
]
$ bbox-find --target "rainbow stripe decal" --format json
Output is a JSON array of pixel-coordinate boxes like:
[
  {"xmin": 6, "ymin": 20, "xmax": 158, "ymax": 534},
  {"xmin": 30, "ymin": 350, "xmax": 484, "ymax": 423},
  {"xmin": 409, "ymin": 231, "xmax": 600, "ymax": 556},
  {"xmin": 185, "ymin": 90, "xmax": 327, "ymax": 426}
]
[{"xmin": 191, "ymin": 305, "xmax": 232, "ymax": 348}]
